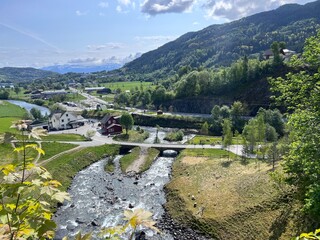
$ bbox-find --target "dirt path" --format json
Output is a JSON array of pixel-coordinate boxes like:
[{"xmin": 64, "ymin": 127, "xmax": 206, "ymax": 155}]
[
  {"xmin": 126, "ymin": 147, "xmax": 148, "ymax": 173},
  {"xmin": 33, "ymin": 141, "xmax": 42, "ymax": 164}
]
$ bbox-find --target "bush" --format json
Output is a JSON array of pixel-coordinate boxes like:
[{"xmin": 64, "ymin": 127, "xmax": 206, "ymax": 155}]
[{"xmin": 164, "ymin": 130, "xmax": 184, "ymax": 142}]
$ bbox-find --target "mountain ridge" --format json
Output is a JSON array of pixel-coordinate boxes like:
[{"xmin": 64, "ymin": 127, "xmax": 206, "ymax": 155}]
[
  {"xmin": 0, "ymin": 67, "xmax": 59, "ymax": 83},
  {"xmin": 41, "ymin": 63, "xmax": 122, "ymax": 74},
  {"xmin": 112, "ymin": 0, "xmax": 320, "ymax": 81}
]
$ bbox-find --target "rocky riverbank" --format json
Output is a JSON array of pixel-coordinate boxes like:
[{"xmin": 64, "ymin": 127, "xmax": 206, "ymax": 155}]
[{"xmin": 157, "ymin": 210, "xmax": 212, "ymax": 240}]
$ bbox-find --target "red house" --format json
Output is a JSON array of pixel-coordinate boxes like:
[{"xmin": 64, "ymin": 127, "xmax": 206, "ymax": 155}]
[{"xmin": 100, "ymin": 115, "xmax": 123, "ymax": 135}]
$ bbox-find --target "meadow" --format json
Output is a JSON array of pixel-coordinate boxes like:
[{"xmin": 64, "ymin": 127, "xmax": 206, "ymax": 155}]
[
  {"xmin": 0, "ymin": 101, "xmax": 27, "ymax": 133},
  {"xmin": 39, "ymin": 142, "xmax": 78, "ymax": 161},
  {"xmin": 41, "ymin": 133, "xmax": 86, "ymax": 142},
  {"xmin": 166, "ymin": 149, "xmax": 294, "ymax": 239},
  {"xmin": 0, "ymin": 100, "xmax": 27, "ymax": 118},
  {"xmin": 103, "ymin": 81, "xmax": 155, "ymax": 92},
  {"xmin": 187, "ymin": 135, "xmax": 242, "ymax": 145}
]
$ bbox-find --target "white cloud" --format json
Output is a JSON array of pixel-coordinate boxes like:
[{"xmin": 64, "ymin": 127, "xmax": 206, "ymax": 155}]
[
  {"xmin": 98, "ymin": 2, "xmax": 109, "ymax": 8},
  {"xmin": 118, "ymin": 0, "xmax": 132, "ymax": 6},
  {"xmin": 115, "ymin": 0, "xmax": 136, "ymax": 12},
  {"xmin": 116, "ymin": 5, "xmax": 123, "ymax": 12},
  {"xmin": 76, "ymin": 10, "xmax": 87, "ymax": 16},
  {"xmin": 64, "ymin": 54, "xmax": 140, "ymax": 66},
  {"xmin": 141, "ymin": 0, "xmax": 196, "ymax": 15},
  {"xmin": 87, "ymin": 43, "xmax": 124, "ymax": 50}
]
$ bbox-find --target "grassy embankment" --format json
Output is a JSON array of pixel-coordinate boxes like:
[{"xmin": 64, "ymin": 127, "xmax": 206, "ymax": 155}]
[
  {"xmin": 39, "ymin": 142, "xmax": 78, "ymax": 161},
  {"xmin": 117, "ymin": 147, "xmax": 160, "ymax": 173},
  {"xmin": 140, "ymin": 148, "xmax": 160, "ymax": 173},
  {"xmin": 0, "ymin": 101, "xmax": 27, "ymax": 133},
  {"xmin": 41, "ymin": 134, "xmax": 86, "ymax": 142},
  {"xmin": 0, "ymin": 101, "xmax": 29, "ymax": 165},
  {"xmin": 43, "ymin": 144, "xmax": 120, "ymax": 191},
  {"xmin": 165, "ymin": 149, "xmax": 296, "ymax": 239},
  {"xmin": 187, "ymin": 135, "xmax": 242, "ymax": 145},
  {"xmin": 119, "ymin": 147, "xmax": 140, "ymax": 172}
]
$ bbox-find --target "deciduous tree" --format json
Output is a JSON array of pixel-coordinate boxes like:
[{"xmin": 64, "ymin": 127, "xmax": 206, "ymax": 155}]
[
  {"xmin": 120, "ymin": 112, "xmax": 134, "ymax": 135},
  {"xmin": 269, "ymin": 30, "xmax": 320, "ymax": 218}
]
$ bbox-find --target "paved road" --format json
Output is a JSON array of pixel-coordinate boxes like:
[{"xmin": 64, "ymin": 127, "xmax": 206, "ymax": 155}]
[{"xmin": 48, "ymin": 123, "xmax": 250, "ymax": 156}]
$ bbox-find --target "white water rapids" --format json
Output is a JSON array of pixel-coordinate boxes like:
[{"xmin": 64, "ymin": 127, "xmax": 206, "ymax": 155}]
[{"xmin": 54, "ymin": 153, "xmax": 176, "ymax": 239}]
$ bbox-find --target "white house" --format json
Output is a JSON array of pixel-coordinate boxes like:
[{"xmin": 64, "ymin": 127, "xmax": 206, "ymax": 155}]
[{"xmin": 48, "ymin": 111, "xmax": 86, "ymax": 130}]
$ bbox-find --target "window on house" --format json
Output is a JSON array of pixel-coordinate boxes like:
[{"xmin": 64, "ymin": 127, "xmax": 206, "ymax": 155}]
[
  {"xmin": 108, "ymin": 120, "xmax": 111, "ymax": 124},
  {"xmin": 68, "ymin": 118, "xmax": 70, "ymax": 121},
  {"xmin": 66, "ymin": 114, "xmax": 68, "ymax": 117},
  {"xmin": 62, "ymin": 119, "xmax": 64, "ymax": 122}
]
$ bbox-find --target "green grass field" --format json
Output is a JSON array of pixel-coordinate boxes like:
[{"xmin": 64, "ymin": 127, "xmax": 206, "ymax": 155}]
[
  {"xmin": 0, "ymin": 101, "xmax": 27, "ymax": 118},
  {"xmin": 103, "ymin": 81, "xmax": 155, "ymax": 92},
  {"xmin": 0, "ymin": 101, "xmax": 27, "ymax": 133},
  {"xmin": 42, "ymin": 133, "xmax": 87, "ymax": 142},
  {"xmin": 187, "ymin": 135, "xmax": 243, "ymax": 145},
  {"xmin": 39, "ymin": 142, "xmax": 78, "ymax": 161},
  {"xmin": 0, "ymin": 117, "xmax": 22, "ymax": 134}
]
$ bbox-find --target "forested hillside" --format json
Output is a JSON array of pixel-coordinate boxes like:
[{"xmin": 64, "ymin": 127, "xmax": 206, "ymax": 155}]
[
  {"xmin": 109, "ymin": 0, "xmax": 320, "ymax": 81},
  {"xmin": 0, "ymin": 67, "xmax": 59, "ymax": 83}
]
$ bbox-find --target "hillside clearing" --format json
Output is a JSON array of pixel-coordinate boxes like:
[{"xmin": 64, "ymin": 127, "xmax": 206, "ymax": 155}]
[{"xmin": 166, "ymin": 152, "xmax": 296, "ymax": 239}]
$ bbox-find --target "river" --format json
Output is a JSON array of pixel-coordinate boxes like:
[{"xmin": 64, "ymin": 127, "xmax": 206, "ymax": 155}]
[
  {"xmin": 54, "ymin": 153, "xmax": 176, "ymax": 239},
  {"xmin": 7, "ymin": 100, "xmax": 50, "ymax": 116}
]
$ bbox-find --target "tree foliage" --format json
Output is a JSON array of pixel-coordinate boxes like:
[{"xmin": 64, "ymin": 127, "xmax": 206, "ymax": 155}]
[
  {"xmin": 120, "ymin": 113, "xmax": 134, "ymax": 135},
  {"xmin": 100, "ymin": 208, "xmax": 160, "ymax": 240},
  {"xmin": 222, "ymin": 119, "xmax": 232, "ymax": 149},
  {"xmin": 269, "ymin": 30, "xmax": 320, "ymax": 219},
  {"xmin": 0, "ymin": 121, "xmax": 70, "ymax": 239}
]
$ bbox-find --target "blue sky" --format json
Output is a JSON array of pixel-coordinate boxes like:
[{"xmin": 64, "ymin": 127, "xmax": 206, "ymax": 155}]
[{"xmin": 0, "ymin": 0, "xmax": 314, "ymax": 68}]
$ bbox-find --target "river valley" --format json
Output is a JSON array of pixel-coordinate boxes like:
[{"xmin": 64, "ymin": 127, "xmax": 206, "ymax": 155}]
[
  {"xmin": 54, "ymin": 148, "xmax": 210, "ymax": 240},
  {"xmin": 54, "ymin": 152, "xmax": 176, "ymax": 239}
]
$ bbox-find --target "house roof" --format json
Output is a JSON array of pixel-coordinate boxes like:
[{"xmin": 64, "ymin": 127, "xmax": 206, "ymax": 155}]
[
  {"xmin": 84, "ymin": 87, "xmax": 106, "ymax": 91},
  {"xmin": 106, "ymin": 123, "xmax": 122, "ymax": 129},
  {"xmin": 100, "ymin": 115, "xmax": 112, "ymax": 124},
  {"xmin": 42, "ymin": 89, "xmax": 67, "ymax": 94},
  {"xmin": 50, "ymin": 112, "xmax": 63, "ymax": 120},
  {"xmin": 50, "ymin": 111, "xmax": 81, "ymax": 121}
]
